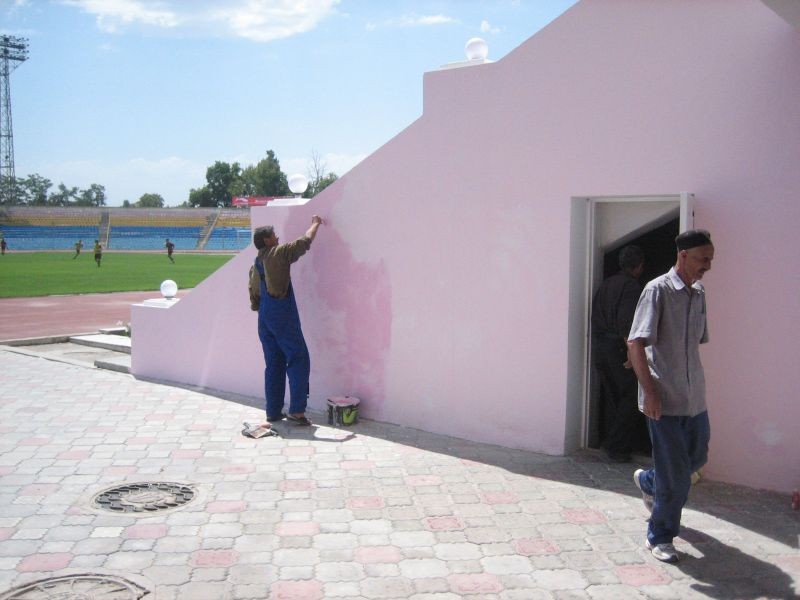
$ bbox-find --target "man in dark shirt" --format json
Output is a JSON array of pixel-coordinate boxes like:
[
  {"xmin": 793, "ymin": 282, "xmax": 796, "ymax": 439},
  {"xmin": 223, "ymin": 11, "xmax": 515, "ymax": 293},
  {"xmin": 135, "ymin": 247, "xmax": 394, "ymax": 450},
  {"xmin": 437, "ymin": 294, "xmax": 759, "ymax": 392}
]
[
  {"xmin": 165, "ymin": 239, "xmax": 175, "ymax": 263},
  {"xmin": 592, "ymin": 245, "xmax": 645, "ymax": 462}
]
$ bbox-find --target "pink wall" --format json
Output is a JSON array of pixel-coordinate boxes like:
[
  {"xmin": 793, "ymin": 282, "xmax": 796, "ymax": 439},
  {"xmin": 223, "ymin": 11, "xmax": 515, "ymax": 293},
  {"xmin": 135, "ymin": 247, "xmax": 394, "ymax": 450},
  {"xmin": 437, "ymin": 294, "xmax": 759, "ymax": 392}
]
[{"xmin": 132, "ymin": 0, "xmax": 800, "ymax": 493}]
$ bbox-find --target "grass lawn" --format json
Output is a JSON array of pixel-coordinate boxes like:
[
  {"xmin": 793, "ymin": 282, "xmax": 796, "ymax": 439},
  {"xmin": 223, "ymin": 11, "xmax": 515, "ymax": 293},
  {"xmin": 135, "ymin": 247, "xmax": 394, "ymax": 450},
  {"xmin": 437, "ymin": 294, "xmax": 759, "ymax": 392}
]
[{"xmin": 0, "ymin": 252, "xmax": 235, "ymax": 298}]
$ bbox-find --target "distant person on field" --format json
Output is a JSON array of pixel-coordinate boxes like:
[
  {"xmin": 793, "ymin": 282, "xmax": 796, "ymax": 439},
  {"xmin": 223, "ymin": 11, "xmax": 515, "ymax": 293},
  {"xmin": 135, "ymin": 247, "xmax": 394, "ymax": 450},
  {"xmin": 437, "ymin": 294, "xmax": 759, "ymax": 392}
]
[
  {"xmin": 0, "ymin": 238, "xmax": 6, "ymax": 255},
  {"xmin": 252, "ymin": 215, "xmax": 324, "ymax": 430},
  {"xmin": 73, "ymin": 239, "xmax": 83, "ymax": 259},
  {"xmin": 93, "ymin": 240, "xmax": 103, "ymax": 267},
  {"xmin": 165, "ymin": 238, "xmax": 175, "ymax": 263}
]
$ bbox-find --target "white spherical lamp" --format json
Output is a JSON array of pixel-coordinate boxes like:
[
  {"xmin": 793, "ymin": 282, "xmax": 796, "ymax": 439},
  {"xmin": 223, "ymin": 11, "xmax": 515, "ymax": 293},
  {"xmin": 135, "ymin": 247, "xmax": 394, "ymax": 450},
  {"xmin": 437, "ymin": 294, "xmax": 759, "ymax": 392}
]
[
  {"xmin": 288, "ymin": 173, "xmax": 309, "ymax": 196},
  {"xmin": 160, "ymin": 279, "xmax": 178, "ymax": 299},
  {"xmin": 465, "ymin": 37, "xmax": 488, "ymax": 61}
]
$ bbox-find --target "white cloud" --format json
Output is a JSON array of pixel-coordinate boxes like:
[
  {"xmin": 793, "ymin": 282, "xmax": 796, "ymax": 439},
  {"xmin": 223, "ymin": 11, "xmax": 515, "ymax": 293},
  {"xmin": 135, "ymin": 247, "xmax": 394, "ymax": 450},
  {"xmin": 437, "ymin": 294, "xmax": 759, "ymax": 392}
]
[
  {"xmin": 61, "ymin": 0, "xmax": 181, "ymax": 33},
  {"xmin": 480, "ymin": 19, "xmax": 501, "ymax": 35},
  {"xmin": 60, "ymin": 0, "xmax": 339, "ymax": 42},
  {"xmin": 366, "ymin": 13, "xmax": 457, "ymax": 30}
]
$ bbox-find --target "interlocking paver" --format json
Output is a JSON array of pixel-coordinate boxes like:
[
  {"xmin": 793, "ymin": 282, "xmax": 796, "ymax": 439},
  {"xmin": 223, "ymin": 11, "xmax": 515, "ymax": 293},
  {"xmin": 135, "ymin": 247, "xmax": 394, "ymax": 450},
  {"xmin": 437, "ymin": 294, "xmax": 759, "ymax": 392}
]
[{"xmin": 0, "ymin": 348, "xmax": 797, "ymax": 599}]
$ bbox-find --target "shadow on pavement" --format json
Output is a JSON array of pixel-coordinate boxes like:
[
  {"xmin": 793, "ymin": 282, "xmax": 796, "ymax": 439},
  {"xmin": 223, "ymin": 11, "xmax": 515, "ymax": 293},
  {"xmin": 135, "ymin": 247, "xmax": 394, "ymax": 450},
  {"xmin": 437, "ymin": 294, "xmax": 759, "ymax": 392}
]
[{"xmin": 678, "ymin": 527, "xmax": 797, "ymax": 599}]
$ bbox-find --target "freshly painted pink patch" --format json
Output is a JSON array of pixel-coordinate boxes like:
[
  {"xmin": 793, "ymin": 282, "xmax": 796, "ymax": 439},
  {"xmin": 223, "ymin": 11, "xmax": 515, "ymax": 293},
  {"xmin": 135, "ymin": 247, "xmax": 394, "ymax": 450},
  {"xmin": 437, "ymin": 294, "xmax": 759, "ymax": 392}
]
[
  {"xmin": 310, "ymin": 221, "xmax": 392, "ymax": 413},
  {"xmin": 20, "ymin": 484, "xmax": 60, "ymax": 496},
  {"xmin": 278, "ymin": 479, "xmax": 317, "ymax": 491},
  {"xmin": 190, "ymin": 549, "xmax": 239, "ymax": 567},
  {"xmin": 615, "ymin": 565, "xmax": 671, "ymax": 586},
  {"xmin": 0, "ymin": 466, "xmax": 14, "ymax": 475},
  {"xmin": 346, "ymin": 496, "xmax": 384, "ymax": 509},
  {"xmin": 269, "ymin": 580, "xmax": 323, "ymax": 600},
  {"xmin": 124, "ymin": 523, "xmax": 168, "ymax": 539},
  {"xmin": 207, "ymin": 500, "xmax": 246, "ymax": 513},
  {"xmin": 514, "ymin": 538, "xmax": 560, "ymax": 555},
  {"xmin": 405, "ymin": 475, "xmax": 442, "ymax": 486},
  {"xmin": 275, "ymin": 521, "xmax": 320, "ymax": 536},
  {"xmin": 172, "ymin": 449, "xmax": 202, "ymax": 459},
  {"xmin": 0, "ymin": 528, "xmax": 15, "ymax": 541},
  {"xmin": 481, "ymin": 491, "xmax": 519, "ymax": 504},
  {"xmin": 17, "ymin": 553, "xmax": 72, "ymax": 572},
  {"xmin": 563, "ymin": 508, "xmax": 607, "ymax": 524},
  {"xmin": 447, "ymin": 573, "xmax": 502, "ymax": 594},
  {"xmin": 282, "ymin": 446, "xmax": 315, "ymax": 456},
  {"xmin": 341, "ymin": 460, "xmax": 374, "ymax": 470},
  {"xmin": 222, "ymin": 464, "xmax": 255, "ymax": 474},
  {"xmin": 57, "ymin": 450, "xmax": 91, "ymax": 460},
  {"xmin": 354, "ymin": 545, "xmax": 402, "ymax": 564},
  {"xmin": 424, "ymin": 516, "xmax": 464, "ymax": 531}
]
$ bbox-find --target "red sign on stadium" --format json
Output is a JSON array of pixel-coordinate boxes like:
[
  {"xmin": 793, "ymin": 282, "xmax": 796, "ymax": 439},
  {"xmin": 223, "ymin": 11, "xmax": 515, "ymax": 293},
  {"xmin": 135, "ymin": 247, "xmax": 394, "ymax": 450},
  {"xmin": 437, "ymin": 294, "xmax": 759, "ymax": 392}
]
[{"xmin": 232, "ymin": 196, "xmax": 276, "ymax": 207}]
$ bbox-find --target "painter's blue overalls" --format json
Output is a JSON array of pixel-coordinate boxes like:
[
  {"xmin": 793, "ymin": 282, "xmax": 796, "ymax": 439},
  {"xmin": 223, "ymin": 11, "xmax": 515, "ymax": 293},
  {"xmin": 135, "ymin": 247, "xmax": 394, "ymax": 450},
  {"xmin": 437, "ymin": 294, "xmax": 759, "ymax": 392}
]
[{"xmin": 255, "ymin": 259, "xmax": 310, "ymax": 418}]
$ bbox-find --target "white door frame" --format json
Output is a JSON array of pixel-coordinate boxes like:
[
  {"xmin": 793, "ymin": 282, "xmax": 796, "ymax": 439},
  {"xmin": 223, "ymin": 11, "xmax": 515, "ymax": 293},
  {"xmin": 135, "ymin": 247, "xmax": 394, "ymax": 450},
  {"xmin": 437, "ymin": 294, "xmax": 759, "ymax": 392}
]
[{"xmin": 565, "ymin": 193, "xmax": 694, "ymax": 452}]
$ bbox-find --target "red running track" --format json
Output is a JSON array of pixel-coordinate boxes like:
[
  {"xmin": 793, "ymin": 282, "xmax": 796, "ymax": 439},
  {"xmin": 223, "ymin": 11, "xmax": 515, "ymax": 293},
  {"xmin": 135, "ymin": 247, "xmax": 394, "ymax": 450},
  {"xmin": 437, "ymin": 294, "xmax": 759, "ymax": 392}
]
[{"xmin": 0, "ymin": 290, "xmax": 189, "ymax": 342}]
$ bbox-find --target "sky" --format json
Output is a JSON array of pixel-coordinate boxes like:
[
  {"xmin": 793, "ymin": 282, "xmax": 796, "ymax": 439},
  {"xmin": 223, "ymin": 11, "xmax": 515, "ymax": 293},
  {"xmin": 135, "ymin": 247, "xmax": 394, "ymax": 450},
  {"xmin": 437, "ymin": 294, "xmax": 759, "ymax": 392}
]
[{"xmin": 2, "ymin": 0, "xmax": 577, "ymax": 206}]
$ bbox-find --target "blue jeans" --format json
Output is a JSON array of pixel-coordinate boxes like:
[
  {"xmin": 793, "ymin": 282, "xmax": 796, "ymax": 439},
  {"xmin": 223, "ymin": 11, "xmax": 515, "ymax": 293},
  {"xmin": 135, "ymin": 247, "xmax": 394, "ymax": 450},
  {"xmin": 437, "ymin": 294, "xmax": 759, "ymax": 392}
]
[
  {"xmin": 257, "ymin": 280, "xmax": 310, "ymax": 418},
  {"xmin": 637, "ymin": 411, "xmax": 710, "ymax": 545}
]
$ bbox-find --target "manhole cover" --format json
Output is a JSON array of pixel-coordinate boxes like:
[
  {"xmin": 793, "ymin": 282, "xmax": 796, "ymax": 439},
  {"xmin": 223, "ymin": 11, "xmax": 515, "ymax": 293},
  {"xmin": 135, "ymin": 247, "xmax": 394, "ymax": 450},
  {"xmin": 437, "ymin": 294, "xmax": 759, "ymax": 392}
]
[
  {"xmin": 93, "ymin": 482, "xmax": 196, "ymax": 514},
  {"xmin": 0, "ymin": 573, "xmax": 149, "ymax": 599}
]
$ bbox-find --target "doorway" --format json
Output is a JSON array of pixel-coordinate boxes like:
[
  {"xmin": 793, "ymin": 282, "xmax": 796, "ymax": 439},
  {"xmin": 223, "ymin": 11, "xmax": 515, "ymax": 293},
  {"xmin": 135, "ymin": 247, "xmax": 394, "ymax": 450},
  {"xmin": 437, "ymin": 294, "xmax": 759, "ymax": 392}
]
[{"xmin": 565, "ymin": 194, "xmax": 694, "ymax": 453}]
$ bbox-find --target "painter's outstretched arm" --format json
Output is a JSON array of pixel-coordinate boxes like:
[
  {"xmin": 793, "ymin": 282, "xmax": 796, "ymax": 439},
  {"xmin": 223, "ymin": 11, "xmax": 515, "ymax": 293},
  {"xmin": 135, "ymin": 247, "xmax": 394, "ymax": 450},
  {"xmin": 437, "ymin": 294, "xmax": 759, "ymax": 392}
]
[{"xmin": 306, "ymin": 215, "xmax": 324, "ymax": 241}]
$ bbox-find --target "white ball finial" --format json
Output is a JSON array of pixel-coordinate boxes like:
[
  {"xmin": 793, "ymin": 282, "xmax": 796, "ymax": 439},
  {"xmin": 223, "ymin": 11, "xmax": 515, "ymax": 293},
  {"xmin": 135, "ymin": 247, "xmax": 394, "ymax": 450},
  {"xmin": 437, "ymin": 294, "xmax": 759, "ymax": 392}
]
[
  {"xmin": 160, "ymin": 279, "xmax": 178, "ymax": 299},
  {"xmin": 288, "ymin": 173, "xmax": 309, "ymax": 195},
  {"xmin": 465, "ymin": 37, "xmax": 488, "ymax": 61}
]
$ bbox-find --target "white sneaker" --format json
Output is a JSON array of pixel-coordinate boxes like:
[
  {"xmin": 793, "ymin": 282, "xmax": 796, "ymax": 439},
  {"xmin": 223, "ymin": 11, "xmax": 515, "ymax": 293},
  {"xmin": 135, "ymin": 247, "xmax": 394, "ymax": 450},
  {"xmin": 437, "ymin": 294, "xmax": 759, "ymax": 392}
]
[
  {"xmin": 633, "ymin": 469, "xmax": 654, "ymax": 514},
  {"xmin": 646, "ymin": 539, "xmax": 679, "ymax": 563}
]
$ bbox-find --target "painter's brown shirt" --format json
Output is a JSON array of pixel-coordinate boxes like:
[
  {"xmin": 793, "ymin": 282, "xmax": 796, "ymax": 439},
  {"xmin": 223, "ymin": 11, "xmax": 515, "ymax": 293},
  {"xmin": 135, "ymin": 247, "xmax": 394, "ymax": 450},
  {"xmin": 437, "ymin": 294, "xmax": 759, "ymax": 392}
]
[{"xmin": 257, "ymin": 236, "xmax": 312, "ymax": 299}]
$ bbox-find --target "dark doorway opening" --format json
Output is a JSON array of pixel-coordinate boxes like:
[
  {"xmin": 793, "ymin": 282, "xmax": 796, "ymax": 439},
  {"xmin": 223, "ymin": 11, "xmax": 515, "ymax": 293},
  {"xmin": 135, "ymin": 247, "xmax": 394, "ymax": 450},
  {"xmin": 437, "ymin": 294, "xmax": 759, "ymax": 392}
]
[{"xmin": 591, "ymin": 216, "xmax": 679, "ymax": 457}]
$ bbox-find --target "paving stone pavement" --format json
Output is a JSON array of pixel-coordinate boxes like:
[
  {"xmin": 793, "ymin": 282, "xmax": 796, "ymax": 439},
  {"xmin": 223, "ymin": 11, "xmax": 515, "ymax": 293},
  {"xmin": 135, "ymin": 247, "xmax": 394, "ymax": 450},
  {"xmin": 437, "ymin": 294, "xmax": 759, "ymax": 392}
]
[{"xmin": 0, "ymin": 347, "xmax": 798, "ymax": 599}]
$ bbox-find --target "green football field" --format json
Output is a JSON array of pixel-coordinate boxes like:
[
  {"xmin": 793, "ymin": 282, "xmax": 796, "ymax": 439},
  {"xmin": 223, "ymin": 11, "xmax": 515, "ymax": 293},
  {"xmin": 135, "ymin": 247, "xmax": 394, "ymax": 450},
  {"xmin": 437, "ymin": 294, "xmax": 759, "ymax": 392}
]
[{"xmin": 0, "ymin": 252, "xmax": 235, "ymax": 298}]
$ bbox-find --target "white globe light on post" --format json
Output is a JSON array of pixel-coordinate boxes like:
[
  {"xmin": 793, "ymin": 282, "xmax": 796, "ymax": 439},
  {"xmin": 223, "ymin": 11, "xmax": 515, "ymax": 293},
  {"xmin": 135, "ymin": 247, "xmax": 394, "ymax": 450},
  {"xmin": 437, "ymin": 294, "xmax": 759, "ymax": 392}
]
[
  {"xmin": 288, "ymin": 173, "xmax": 309, "ymax": 197},
  {"xmin": 465, "ymin": 37, "xmax": 488, "ymax": 61},
  {"xmin": 160, "ymin": 279, "xmax": 178, "ymax": 300}
]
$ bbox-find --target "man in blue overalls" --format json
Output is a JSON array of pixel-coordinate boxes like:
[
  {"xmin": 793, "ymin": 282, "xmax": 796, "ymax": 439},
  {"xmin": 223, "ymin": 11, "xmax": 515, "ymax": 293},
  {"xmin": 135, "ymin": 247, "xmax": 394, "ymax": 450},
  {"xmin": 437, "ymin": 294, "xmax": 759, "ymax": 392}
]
[{"xmin": 252, "ymin": 216, "xmax": 323, "ymax": 427}]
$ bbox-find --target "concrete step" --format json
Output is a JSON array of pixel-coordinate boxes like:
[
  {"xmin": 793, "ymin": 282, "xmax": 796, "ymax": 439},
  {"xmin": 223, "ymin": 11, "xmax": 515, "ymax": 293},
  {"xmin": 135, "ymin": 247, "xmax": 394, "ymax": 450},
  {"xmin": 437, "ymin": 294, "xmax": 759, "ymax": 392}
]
[{"xmin": 70, "ymin": 333, "xmax": 131, "ymax": 354}]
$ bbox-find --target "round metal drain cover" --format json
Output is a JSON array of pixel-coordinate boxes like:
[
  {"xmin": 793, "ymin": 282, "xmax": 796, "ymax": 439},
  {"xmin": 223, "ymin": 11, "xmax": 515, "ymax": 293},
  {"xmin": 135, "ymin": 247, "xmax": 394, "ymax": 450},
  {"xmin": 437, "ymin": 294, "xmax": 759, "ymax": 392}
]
[
  {"xmin": 0, "ymin": 573, "xmax": 149, "ymax": 599},
  {"xmin": 93, "ymin": 482, "xmax": 196, "ymax": 513}
]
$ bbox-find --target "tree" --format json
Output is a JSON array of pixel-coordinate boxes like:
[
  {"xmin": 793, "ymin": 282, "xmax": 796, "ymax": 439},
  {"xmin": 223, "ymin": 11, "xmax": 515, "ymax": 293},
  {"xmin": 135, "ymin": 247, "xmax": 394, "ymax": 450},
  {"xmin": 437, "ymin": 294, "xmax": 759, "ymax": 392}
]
[
  {"xmin": 304, "ymin": 150, "xmax": 338, "ymax": 198},
  {"xmin": 122, "ymin": 199, "xmax": 131, "ymax": 208},
  {"xmin": 17, "ymin": 174, "xmax": 52, "ymax": 205},
  {"xmin": 76, "ymin": 183, "xmax": 106, "ymax": 207},
  {"xmin": 251, "ymin": 150, "xmax": 289, "ymax": 196},
  {"xmin": 48, "ymin": 183, "xmax": 79, "ymax": 206},
  {"xmin": 136, "ymin": 193, "xmax": 165, "ymax": 208},
  {"xmin": 205, "ymin": 161, "xmax": 241, "ymax": 207},
  {"xmin": 188, "ymin": 186, "xmax": 214, "ymax": 208}
]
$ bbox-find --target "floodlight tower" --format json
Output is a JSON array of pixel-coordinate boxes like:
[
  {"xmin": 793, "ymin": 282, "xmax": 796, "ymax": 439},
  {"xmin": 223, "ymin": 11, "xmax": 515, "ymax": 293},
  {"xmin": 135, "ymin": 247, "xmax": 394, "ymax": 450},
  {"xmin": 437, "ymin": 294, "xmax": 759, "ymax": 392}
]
[{"xmin": 0, "ymin": 35, "xmax": 29, "ymax": 204}]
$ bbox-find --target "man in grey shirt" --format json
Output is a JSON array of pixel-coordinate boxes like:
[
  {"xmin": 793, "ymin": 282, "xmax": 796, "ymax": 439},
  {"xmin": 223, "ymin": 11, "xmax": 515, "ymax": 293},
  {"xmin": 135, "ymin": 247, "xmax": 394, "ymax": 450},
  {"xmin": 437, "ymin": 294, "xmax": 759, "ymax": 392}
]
[{"xmin": 627, "ymin": 229, "xmax": 715, "ymax": 563}]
